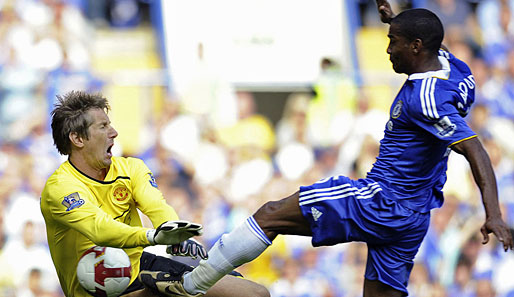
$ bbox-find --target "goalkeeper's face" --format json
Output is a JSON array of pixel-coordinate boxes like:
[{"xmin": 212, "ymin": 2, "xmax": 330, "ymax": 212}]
[{"xmin": 82, "ymin": 108, "xmax": 118, "ymax": 169}]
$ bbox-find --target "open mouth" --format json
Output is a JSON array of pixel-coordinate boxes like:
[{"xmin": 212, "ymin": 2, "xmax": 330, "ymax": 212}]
[{"xmin": 107, "ymin": 144, "xmax": 113, "ymax": 157}]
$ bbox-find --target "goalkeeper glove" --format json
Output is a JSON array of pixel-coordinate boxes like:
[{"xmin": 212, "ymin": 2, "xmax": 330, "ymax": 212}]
[
  {"xmin": 166, "ymin": 238, "xmax": 208, "ymax": 260},
  {"xmin": 146, "ymin": 220, "xmax": 203, "ymax": 245}
]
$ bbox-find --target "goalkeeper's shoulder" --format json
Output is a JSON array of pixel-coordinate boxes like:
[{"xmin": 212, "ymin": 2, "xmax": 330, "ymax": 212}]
[
  {"xmin": 43, "ymin": 168, "xmax": 83, "ymax": 192},
  {"xmin": 115, "ymin": 156, "xmax": 147, "ymax": 168},
  {"xmin": 41, "ymin": 171, "xmax": 87, "ymax": 209},
  {"xmin": 113, "ymin": 156, "xmax": 153, "ymax": 177},
  {"xmin": 44, "ymin": 161, "xmax": 82, "ymax": 189}
]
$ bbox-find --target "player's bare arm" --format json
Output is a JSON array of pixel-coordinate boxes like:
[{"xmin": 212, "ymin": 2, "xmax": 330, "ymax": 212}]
[
  {"xmin": 376, "ymin": 0, "xmax": 396, "ymax": 23},
  {"xmin": 451, "ymin": 137, "xmax": 514, "ymax": 251}
]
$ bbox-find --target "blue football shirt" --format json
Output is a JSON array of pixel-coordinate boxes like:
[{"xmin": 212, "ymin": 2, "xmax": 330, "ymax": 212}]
[{"xmin": 367, "ymin": 50, "xmax": 477, "ymax": 213}]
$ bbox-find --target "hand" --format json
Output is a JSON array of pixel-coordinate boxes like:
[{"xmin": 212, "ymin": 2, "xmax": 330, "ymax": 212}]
[
  {"xmin": 166, "ymin": 239, "xmax": 208, "ymax": 260},
  {"xmin": 147, "ymin": 220, "xmax": 203, "ymax": 245},
  {"xmin": 480, "ymin": 217, "xmax": 514, "ymax": 251},
  {"xmin": 376, "ymin": 0, "xmax": 396, "ymax": 24}
]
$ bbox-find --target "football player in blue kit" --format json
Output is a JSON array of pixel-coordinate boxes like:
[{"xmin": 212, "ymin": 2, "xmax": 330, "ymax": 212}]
[{"xmin": 138, "ymin": 1, "xmax": 514, "ymax": 296}]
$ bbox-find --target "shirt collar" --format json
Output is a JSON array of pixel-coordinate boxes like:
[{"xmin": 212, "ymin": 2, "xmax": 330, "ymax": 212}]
[{"xmin": 408, "ymin": 56, "xmax": 450, "ymax": 80}]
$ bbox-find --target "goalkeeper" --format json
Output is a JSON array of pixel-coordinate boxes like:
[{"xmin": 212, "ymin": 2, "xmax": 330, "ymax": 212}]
[{"xmin": 40, "ymin": 91, "xmax": 269, "ymax": 297}]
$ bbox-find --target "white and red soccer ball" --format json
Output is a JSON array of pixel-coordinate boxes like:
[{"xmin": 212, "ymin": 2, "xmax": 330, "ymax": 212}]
[{"xmin": 76, "ymin": 246, "xmax": 132, "ymax": 297}]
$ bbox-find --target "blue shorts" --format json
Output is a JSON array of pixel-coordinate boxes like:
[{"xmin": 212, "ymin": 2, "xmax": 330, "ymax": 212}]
[{"xmin": 299, "ymin": 176, "xmax": 430, "ymax": 294}]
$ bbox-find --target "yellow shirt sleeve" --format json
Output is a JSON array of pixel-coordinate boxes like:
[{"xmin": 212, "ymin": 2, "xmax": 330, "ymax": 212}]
[{"xmin": 128, "ymin": 158, "xmax": 180, "ymax": 227}]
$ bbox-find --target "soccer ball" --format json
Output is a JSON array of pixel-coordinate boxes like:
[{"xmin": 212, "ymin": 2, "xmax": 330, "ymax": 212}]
[{"xmin": 76, "ymin": 246, "xmax": 132, "ymax": 297}]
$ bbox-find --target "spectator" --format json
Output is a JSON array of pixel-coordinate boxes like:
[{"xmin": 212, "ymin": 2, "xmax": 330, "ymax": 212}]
[
  {"xmin": 424, "ymin": 0, "xmax": 473, "ymax": 29},
  {"xmin": 275, "ymin": 92, "xmax": 313, "ymax": 148},
  {"xmin": 477, "ymin": 0, "xmax": 514, "ymax": 69},
  {"xmin": 476, "ymin": 278, "xmax": 497, "ymax": 297},
  {"xmin": 446, "ymin": 256, "xmax": 475, "ymax": 297},
  {"xmin": 17, "ymin": 268, "xmax": 56, "ymax": 297},
  {"xmin": 2, "ymin": 221, "xmax": 59, "ymax": 291}
]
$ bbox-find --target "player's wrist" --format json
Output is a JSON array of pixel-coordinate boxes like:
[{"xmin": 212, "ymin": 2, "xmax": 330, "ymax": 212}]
[{"xmin": 146, "ymin": 229, "xmax": 156, "ymax": 245}]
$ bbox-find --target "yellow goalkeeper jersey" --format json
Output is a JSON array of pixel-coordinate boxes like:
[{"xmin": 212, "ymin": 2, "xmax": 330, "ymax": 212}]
[{"xmin": 41, "ymin": 157, "xmax": 179, "ymax": 297}]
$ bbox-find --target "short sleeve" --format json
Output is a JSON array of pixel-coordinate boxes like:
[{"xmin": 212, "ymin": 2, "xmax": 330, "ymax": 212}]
[{"xmin": 407, "ymin": 77, "xmax": 476, "ymax": 147}]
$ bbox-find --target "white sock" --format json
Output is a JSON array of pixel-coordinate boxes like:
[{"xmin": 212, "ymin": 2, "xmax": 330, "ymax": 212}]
[{"xmin": 183, "ymin": 216, "xmax": 272, "ymax": 294}]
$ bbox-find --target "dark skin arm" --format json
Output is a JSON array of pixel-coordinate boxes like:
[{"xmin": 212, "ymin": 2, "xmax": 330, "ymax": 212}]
[
  {"xmin": 452, "ymin": 137, "xmax": 513, "ymax": 251},
  {"xmin": 376, "ymin": 0, "xmax": 396, "ymax": 23}
]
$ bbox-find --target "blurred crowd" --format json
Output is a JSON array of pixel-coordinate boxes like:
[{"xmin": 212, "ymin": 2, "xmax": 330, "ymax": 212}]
[{"xmin": 0, "ymin": 0, "xmax": 513, "ymax": 297}]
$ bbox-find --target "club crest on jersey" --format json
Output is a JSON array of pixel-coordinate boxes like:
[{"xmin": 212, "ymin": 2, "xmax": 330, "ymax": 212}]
[
  {"xmin": 113, "ymin": 186, "xmax": 130, "ymax": 202},
  {"xmin": 434, "ymin": 116, "xmax": 457, "ymax": 137},
  {"xmin": 61, "ymin": 192, "xmax": 84, "ymax": 211},
  {"xmin": 387, "ymin": 120, "xmax": 394, "ymax": 131},
  {"xmin": 148, "ymin": 173, "xmax": 158, "ymax": 188},
  {"xmin": 392, "ymin": 100, "xmax": 403, "ymax": 119}
]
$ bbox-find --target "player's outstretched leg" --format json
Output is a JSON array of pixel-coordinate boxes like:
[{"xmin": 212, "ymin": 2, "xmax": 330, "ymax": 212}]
[
  {"xmin": 182, "ymin": 192, "xmax": 306, "ymax": 295},
  {"xmin": 139, "ymin": 270, "xmax": 202, "ymax": 297}
]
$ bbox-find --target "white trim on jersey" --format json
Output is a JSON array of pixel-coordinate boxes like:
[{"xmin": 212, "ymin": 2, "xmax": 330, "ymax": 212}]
[
  {"xmin": 420, "ymin": 78, "xmax": 428, "ymax": 117},
  {"xmin": 299, "ymin": 182, "xmax": 382, "ymax": 206},
  {"xmin": 439, "ymin": 49, "xmax": 450, "ymax": 59},
  {"xmin": 420, "ymin": 77, "xmax": 440, "ymax": 119},
  {"xmin": 429, "ymin": 78, "xmax": 439, "ymax": 118},
  {"xmin": 302, "ymin": 182, "xmax": 351, "ymax": 196},
  {"xmin": 408, "ymin": 56, "xmax": 450, "ymax": 80}
]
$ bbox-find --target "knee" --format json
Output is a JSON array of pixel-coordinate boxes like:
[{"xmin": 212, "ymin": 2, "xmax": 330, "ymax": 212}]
[
  {"xmin": 253, "ymin": 200, "xmax": 281, "ymax": 228},
  {"xmin": 253, "ymin": 200, "xmax": 290, "ymax": 241}
]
